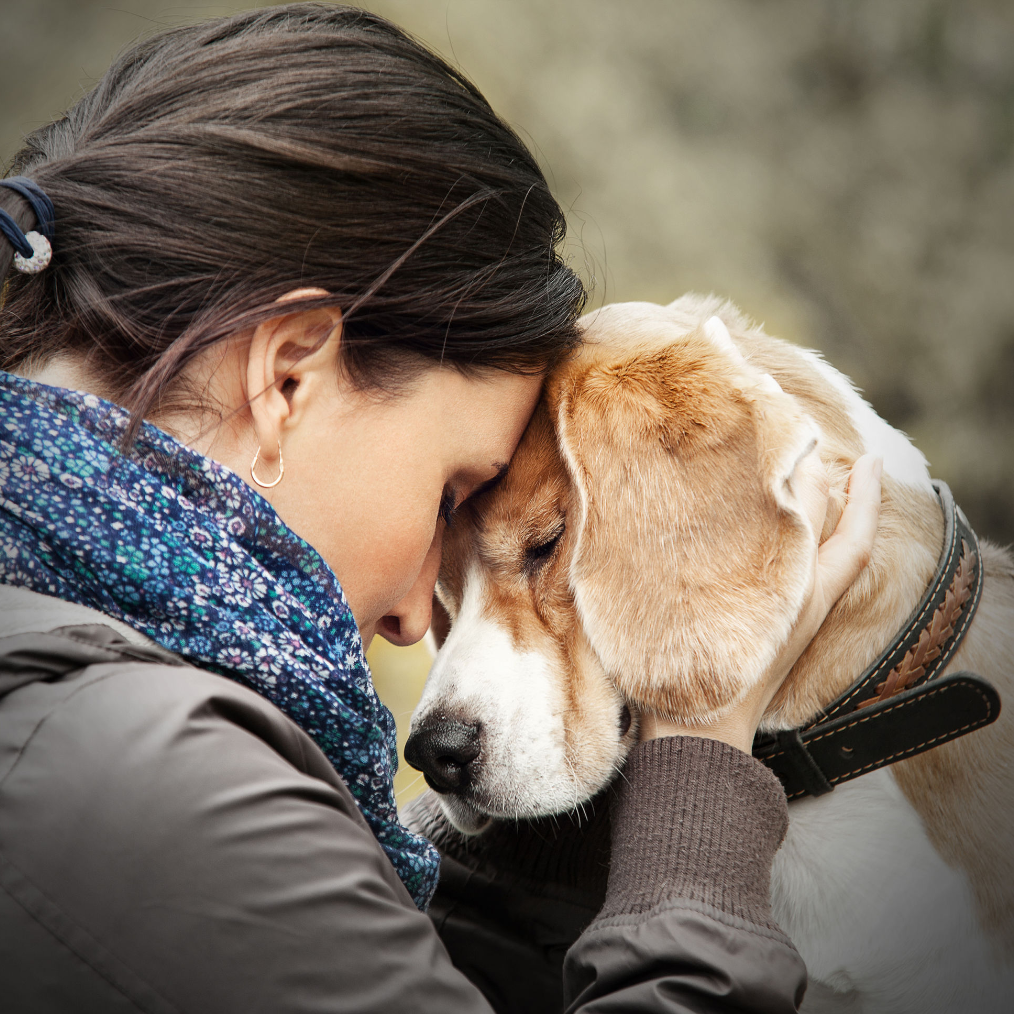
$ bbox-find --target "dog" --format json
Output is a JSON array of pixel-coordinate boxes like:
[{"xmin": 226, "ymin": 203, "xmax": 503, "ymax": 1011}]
[{"xmin": 405, "ymin": 294, "xmax": 1014, "ymax": 1012}]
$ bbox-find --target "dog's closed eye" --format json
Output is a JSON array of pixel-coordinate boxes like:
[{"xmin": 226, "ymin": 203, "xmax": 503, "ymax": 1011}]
[{"xmin": 523, "ymin": 522, "xmax": 565, "ymax": 574}]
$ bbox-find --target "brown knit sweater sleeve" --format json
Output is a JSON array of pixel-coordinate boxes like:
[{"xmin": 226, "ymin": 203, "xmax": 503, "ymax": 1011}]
[
  {"xmin": 565, "ymin": 735, "xmax": 806, "ymax": 1013},
  {"xmin": 598, "ymin": 735, "xmax": 789, "ymax": 930}
]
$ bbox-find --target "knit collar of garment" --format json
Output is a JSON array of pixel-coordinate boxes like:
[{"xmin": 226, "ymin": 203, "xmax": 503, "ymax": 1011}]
[{"xmin": 0, "ymin": 371, "xmax": 438, "ymax": 909}]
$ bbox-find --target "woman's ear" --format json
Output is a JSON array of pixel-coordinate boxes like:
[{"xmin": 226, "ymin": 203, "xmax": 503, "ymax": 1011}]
[
  {"xmin": 245, "ymin": 288, "xmax": 343, "ymax": 466},
  {"xmin": 547, "ymin": 322, "xmax": 820, "ymax": 724}
]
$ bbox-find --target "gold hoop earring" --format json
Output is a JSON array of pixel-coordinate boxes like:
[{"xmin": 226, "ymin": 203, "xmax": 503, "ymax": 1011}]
[{"xmin": 250, "ymin": 441, "xmax": 284, "ymax": 488}]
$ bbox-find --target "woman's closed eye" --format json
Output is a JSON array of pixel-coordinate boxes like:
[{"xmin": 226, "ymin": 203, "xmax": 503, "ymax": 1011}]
[
  {"xmin": 439, "ymin": 486, "xmax": 459, "ymax": 528},
  {"xmin": 439, "ymin": 463, "xmax": 510, "ymax": 530}
]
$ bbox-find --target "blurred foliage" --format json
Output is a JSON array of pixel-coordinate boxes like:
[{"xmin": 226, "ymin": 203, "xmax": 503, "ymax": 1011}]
[
  {"xmin": 365, "ymin": 636, "xmax": 431, "ymax": 804},
  {"xmin": 3, "ymin": 0, "xmax": 1012, "ymax": 775}
]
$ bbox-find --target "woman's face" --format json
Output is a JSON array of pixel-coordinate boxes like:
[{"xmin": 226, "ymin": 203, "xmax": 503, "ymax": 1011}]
[
  {"xmin": 169, "ymin": 292, "xmax": 543, "ymax": 649},
  {"xmin": 27, "ymin": 294, "xmax": 545, "ymax": 648},
  {"xmin": 269, "ymin": 365, "xmax": 542, "ymax": 648}
]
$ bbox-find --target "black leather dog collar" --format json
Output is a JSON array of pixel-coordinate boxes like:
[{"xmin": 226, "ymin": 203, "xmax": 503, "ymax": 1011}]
[{"xmin": 753, "ymin": 481, "xmax": 1000, "ymax": 801}]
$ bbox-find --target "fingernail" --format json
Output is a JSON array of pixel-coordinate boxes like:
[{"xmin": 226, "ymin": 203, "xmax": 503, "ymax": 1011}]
[{"xmin": 873, "ymin": 457, "xmax": 884, "ymax": 481}]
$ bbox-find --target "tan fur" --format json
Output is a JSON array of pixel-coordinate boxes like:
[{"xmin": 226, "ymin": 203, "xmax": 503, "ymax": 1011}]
[
  {"xmin": 436, "ymin": 292, "xmax": 1014, "ymax": 955},
  {"xmin": 892, "ymin": 542, "xmax": 1014, "ymax": 957},
  {"xmin": 549, "ymin": 313, "xmax": 820, "ymax": 721},
  {"xmin": 437, "ymin": 404, "xmax": 635, "ymax": 794}
]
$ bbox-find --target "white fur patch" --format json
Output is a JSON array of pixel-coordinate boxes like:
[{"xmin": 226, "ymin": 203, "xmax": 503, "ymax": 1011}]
[
  {"xmin": 806, "ymin": 353, "xmax": 934, "ymax": 493},
  {"xmin": 707, "ymin": 314, "xmax": 784, "ymax": 394},
  {"xmin": 773, "ymin": 771, "xmax": 1013, "ymax": 1012},
  {"xmin": 412, "ymin": 569, "xmax": 588, "ymax": 826},
  {"xmin": 703, "ymin": 315, "xmax": 745, "ymax": 363}
]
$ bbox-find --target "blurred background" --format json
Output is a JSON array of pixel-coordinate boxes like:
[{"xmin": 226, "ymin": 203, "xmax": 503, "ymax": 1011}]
[{"xmin": 4, "ymin": 0, "xmax": 1011, "ymax": 803}]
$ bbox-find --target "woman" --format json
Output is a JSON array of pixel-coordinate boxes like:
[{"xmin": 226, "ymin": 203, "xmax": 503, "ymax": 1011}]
[{"xmin": 0, "ymin": 6, "xmax": 880, "ymax": 1012}]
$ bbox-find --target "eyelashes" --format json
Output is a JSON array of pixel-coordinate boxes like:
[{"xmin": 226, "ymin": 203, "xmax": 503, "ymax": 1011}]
[
  {"xmin": 439, "ymin": 487, "xmax": 458, "ymax": 528},
  {"xmin": 523, "ymin": 522, "xmax": 565, "ymax": 573},
  {"xmin": 438, "ymin": 466, "xmax": 510, "ymax": 532}
]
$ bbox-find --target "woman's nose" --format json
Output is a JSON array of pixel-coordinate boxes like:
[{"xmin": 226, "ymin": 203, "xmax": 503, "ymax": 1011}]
[{"xmin": 375, "ymin": 527, "xmax": 443, "ymax": 647}]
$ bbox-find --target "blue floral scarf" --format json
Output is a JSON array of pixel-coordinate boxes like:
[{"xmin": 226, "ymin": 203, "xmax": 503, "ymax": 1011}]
[{"xmin": 0, "ymin": 371, "xmax": 439, "ymax": 909}]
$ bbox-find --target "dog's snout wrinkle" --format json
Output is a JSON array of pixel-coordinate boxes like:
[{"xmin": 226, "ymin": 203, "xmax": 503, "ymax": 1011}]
[{"xmin": 404, "ymin": 718, "xmax": 481, "ymax": 795}]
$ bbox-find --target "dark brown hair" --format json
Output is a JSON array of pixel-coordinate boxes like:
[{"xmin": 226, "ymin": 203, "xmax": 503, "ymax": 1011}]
[{"xmin": 0, "ymin": 4, "xmax": 585, "ymax": 440}]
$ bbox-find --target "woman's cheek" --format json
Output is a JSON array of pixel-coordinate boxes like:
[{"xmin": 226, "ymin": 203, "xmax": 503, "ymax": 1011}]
[{"xmin": 364, "ymin": 517, "xmax": 438, "ymax": 619}]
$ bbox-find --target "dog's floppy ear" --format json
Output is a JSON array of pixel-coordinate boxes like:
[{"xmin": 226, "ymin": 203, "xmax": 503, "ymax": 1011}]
[{"xmin": 548, "ymin": 314, "xmax": 820, "ymax": 722}]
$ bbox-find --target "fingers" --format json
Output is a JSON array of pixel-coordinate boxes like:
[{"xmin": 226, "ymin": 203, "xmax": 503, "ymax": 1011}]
[{"xmin": 815, "ymin": 454, "xmax": 883, "ymax": 607}]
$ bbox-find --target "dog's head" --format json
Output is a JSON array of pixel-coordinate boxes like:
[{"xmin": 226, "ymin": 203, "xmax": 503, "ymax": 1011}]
[{"xmin": 406, "ymin": 298, "xmax": 826, "ymax": 832}]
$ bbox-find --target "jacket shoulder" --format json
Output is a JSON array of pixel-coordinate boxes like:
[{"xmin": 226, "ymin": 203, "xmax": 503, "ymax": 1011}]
[
  {"xmin": 0, "ymin": 633, "xmax": 344, "ymax": 796},
  {"xmin": 0, "ymin": 636, "xmax": 488, "ymax": 1014}
]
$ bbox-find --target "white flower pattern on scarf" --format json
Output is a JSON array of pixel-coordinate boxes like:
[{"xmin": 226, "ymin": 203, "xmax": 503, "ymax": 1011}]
[{"xmin": 0, "ymin": 372, "xmax": 439, "ymax": 909}]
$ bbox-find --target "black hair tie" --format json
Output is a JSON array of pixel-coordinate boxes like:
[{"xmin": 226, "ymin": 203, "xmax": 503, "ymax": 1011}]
[{"xmin": 0, "ymin": 176, "xmax": 56, "ymax": 273}]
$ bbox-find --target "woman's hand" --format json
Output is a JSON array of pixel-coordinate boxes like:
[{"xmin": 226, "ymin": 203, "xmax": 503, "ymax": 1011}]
[{"xmin": 639, "ymin": 453, "xmax": 884, "ymax": 753}]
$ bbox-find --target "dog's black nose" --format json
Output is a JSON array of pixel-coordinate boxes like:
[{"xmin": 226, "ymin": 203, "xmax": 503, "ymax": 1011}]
[{"xmin": 404, "ymin": 719, "xmax": 481, "ymax": 794}]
